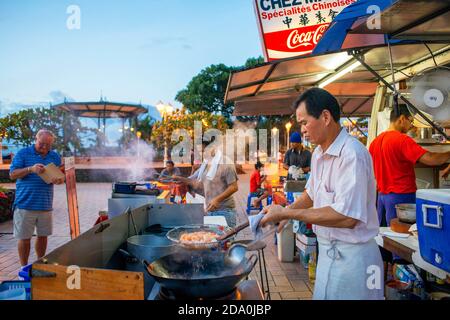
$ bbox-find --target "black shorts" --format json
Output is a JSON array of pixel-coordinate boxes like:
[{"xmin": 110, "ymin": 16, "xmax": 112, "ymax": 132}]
[{"xmin": 250, "ymin": 188, "xmax": 267, "ymax": 197}]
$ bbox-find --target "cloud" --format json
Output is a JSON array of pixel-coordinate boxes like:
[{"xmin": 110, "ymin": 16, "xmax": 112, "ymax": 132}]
[
  {"xmin": 0, "ymin": 90, "xmax": 75, "ymax": 117},
  {"xmin": 49, "ymin": 90, "xmax": 75, "ymax": 104},
  {"xmin": 0, "ymin": 100, "xmax": 44, "ymax": 117},
  {"xmin": 139, "ymin": 36, "xmax": 192, "ymax": 50},
  {"xmin": 1, "ymin": 93, "xmax": 163, "ymax": 122}
]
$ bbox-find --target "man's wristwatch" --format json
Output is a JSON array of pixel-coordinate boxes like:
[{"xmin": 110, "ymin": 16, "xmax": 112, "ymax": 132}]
[{"xmin": 27, "ymin": 167, "xmax": 31, "ymax": 173}]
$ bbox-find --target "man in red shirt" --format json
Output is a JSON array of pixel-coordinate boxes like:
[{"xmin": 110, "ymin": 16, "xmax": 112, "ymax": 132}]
[
  {"xmin": 250, "ymin": 161, "xmax": 269, "ymax": 208},
  {"xmin": 369, "ymin": 105, "xmax": 450, "ymax": 228}
]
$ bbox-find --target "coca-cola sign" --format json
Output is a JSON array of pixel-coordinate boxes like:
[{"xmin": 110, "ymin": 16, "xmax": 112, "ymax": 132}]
[
  {"xmin": 287, "ymin": 24, "xmax": 329, "ymax": 49},
  {"xmin": 254, "ymin": 0, "xmax": 357, "ymax": 61}
]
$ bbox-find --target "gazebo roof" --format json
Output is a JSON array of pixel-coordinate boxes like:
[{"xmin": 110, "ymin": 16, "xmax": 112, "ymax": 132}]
[{"xmin": 53, "ymin": 101, "xmax": 148, "ymax": 118}]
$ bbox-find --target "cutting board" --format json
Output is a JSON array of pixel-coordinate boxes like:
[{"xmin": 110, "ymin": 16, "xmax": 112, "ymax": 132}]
[{"xmin": 390, "ymin": 218, "xmax": 413, "ymax": 234}]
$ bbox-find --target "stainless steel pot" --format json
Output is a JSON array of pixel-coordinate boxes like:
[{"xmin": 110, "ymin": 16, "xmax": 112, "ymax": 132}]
[
  {"xmin": 395, "ymin": 203, "xmax": 416, "ymax": 224},
  {"xmin": 127, "ymin": 234, "xmax": 178, "ymax": 263},
  {"xmin": 419, "ymin": 127, "xmax": 433, "ymax": 140},
  {"xmin": 120, "ymin": 234, "xmax": 180, "ymax": 298}
]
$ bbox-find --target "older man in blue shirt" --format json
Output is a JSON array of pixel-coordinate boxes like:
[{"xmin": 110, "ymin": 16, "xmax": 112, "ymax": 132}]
[{"xmin": 9, "ymin": 129, "xmax": 64, "ymax": 267}]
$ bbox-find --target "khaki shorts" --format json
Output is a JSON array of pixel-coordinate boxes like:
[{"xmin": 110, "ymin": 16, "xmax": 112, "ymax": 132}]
[{"xmin": 13, "ymin": 209, "xmax": 53, "ymax": 240}]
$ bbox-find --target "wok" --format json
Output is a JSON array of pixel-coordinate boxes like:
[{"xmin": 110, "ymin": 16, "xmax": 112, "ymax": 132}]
[{"xmin": 144, "ymin": 250, "xmax": 258, "ymax": 299}]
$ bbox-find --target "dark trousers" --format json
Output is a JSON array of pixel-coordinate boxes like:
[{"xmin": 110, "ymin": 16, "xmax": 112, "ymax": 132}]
[{"xmin": 377, "ymin": 192, "xmax": 416, "ymax": 262}]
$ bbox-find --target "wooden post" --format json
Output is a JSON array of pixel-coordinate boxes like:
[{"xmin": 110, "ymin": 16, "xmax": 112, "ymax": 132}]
[{"xmin": 64, "ymin": 157, "xmax": 80, "ymax": 239}]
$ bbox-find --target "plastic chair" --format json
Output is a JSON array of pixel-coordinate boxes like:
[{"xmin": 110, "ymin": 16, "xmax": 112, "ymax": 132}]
[{"xmin": 246, "ymin": 193, "xmax": 263, "ymax": 215}]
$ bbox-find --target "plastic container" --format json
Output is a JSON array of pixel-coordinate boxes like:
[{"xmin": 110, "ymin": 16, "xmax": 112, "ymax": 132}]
[
  {"xmin": 0, "ymin": 281, "xmax": 31, "ymax": 300},
  {"xmin": 308, "ymin": 250, "xmax": 317, "ymax": 287},
  {"xmin": 385, "ymin": 280, "xmax": 421, "ymax": 300},
  {"xmin": 299, "ymin": 251, "xmax": 309, "ymax": 269},
  {"xmin": 295, "ymin": 233, "xmax": 317, "ymax": 255},
  {"xmin": 416, "ymin": 178, "xmax": 431, "ymax": 190},
  {"xmin": 18, "ymin": 264, "xmax": 32, "ymax": 281},
  {"xmin": 416, "ymin": 189, "xmax": 450, "ymax": 272},
  {"xmin": 276, "ymin": 221, "xmax": 295, "ymax": 262}
]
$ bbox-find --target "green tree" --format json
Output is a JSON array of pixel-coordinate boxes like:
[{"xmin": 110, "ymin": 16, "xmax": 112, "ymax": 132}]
[
  {"xmin": 151, "ymin": 108, "xmax": 229, "ymax": 150},
  {"xmin": 175, "ymin": 64, "xmax": 234, "ymax": 122},
  {"xmin": 243, "ymin": 56, "xmax": 265, "ymax": 68},
  {"xmin": 118, "ymin": 115, "xmax": 156, "ymax": 148},
  {"xmin": 0, "ymin": 107, "xmax": 96, "ymax": 156},
  {"xmin": 175, "ymin": 56, "xmax": 265, "ymax": 124}
]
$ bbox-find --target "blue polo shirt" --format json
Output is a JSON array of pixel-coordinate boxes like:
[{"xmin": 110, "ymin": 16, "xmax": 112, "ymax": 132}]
[{"xmin": 10, "ymin": 145, "xmax": 62, "ymax": 211}]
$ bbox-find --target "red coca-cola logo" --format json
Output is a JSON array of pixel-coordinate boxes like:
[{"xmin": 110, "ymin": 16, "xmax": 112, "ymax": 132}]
[{"xmin": 287, "ymin": 24, "xmax": 329, "ymax": 49}]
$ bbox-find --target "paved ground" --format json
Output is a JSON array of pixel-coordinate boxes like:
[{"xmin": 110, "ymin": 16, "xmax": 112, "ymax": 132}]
[{"xmin": 0, "ymin": 171, "xmax": 313, "ymax": 300}]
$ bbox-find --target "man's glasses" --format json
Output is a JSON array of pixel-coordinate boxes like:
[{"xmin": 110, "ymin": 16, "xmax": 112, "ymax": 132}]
[{"xmin": 37, "ymin": 140, "xmax": 52, "ymax": 148}]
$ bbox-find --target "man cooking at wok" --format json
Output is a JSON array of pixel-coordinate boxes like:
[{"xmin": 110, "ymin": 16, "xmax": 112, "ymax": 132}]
[
  {"xmin": 260, "ymin": 88, "xmax": 383, "ymax": 300},
  {"xmin": 173, "ymin": 137, "xmax": 239, "ymax": 228}
]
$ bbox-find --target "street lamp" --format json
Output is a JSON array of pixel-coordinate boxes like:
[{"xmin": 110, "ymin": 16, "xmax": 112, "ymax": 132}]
[
  {"xmin": 136, "ymin": 131, "xmax": 142, "ymax": 158},
  {"xmin": 271, "ymin": 127, "xmax": 280, "ymax": 169},
  {"xmin": 0, "ymin": 132, "xmax": 5, "ymax": 165},
  {"xmin": 285, "ymin": 121, "xmax": 292, "ymax": 151},
  {"xmin": 156, "ymin": 101, "xmax": 174, "ymax": 165}
]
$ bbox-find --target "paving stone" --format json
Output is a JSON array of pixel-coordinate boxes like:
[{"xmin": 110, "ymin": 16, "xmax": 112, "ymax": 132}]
[
  {"xmin": 270, "ymin": 269, "xmax": 293, "ymax": 276},
  {"xmin": 289, "ymin": 280, "xmax": 310, "ymax": 292},
  {"xmin": 270, "ymin": 293, "xmax": 282, "ymax": 300},
  {"xmin": 287, "ymin": 273, "xmax": 310, "ymax": 281},
  {"xmin": 280, "ymin": 291, "xmax": 313, "ymax": 299},
  {"xmin": 268, "ymin": 285, "xmax": 294, "ymax": 293}
]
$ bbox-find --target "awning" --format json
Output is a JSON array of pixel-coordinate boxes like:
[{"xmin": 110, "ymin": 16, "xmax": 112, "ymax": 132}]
[
  {"xmin": 226, "ymin": 42, "xmax": 450, "ymax": 116},
  {"xmin": 350, "ymin": 0, "xmax": 450, "ymax": 41},
  {"xmin": 233, "ymin": 93, "xmax": 374, "ymax": 117},
  {"xmin": 53, "ymin": 101, "xmax": 148, "ymax": 118}
]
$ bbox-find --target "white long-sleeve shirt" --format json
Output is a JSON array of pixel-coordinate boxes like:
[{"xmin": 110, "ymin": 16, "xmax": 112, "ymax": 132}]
[{"xmin": 305, "ymin": 129, "xmax": 379, "ymax": 244}]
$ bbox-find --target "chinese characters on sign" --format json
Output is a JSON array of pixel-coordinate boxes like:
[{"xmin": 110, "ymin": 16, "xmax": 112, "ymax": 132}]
[{"xmin": 254, "ymin": 0, "xmax": 357, "ymax": 61}]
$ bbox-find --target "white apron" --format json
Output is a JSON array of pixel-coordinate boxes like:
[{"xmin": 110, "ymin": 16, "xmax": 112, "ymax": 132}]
[
  {"xmin": 313, "ymin": 237, "xmax": 384, "ymax": 300},
  {"xmin": 312, "ymin": 157, "xmax": 384, "ymax": 300}
]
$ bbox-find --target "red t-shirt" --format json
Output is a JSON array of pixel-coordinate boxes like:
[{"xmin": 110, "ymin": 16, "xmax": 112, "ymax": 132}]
[
  {"xmin": 250, "ymin": 170, "xmax": 261, "ymax": 193},
  {"xmin": 369, "ymin": 130, "xmax": 427, "ymax": 194}
]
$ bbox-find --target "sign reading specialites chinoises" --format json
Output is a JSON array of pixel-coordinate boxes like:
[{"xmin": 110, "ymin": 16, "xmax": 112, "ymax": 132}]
[{"xmin": 254, "ymin": 0, "xmax": 357, "ymax": 61}]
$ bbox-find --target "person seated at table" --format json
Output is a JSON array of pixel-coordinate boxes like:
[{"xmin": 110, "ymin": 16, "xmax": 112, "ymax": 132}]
[
  {"xmin": 159, "ymin": 160, "xmax": 181, "ymax": 179},
  {"xmin": 250, "ymin": 161, "xmax": 270, "ymax": 208},
  {"xmin": 283, "ymin": 132, "xmax": 312, "ymax": 180}
]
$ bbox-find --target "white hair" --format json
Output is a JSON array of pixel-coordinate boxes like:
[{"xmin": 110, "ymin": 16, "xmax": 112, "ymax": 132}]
[{"xmin": 36, "ymin": 129, "xmax": 56, "ymax": 140}]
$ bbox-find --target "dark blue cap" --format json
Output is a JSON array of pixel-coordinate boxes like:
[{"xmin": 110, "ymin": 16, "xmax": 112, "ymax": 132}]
[{"xmin": 290, "ymin": 132, "xmax": 302, "ymax": 143}]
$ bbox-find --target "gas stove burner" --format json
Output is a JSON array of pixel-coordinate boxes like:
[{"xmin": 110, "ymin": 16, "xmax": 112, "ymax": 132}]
[
  {"xmin": 157, "ymin": 287, "xmax": 237, "ymax": 301},
  {"xmin": 147, "ymin": 281, "xmax": 263, "ymax": 300}
]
